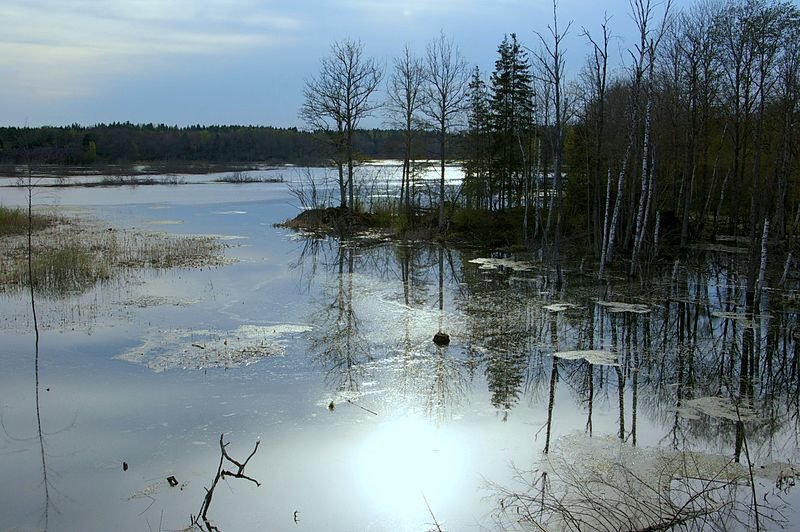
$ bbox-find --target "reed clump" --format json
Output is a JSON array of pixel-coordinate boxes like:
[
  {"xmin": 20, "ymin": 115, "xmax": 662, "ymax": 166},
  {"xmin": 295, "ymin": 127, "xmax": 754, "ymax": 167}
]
[{"xmin": 0, "ymin": 206, "xmax": 56, "ymax": 236}]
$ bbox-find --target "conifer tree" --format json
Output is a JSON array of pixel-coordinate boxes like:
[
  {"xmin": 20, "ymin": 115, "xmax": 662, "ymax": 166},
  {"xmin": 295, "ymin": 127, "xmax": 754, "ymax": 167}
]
[{"xmin": 489, "ymin": 33, "xmax": 535, "ymax": 211}]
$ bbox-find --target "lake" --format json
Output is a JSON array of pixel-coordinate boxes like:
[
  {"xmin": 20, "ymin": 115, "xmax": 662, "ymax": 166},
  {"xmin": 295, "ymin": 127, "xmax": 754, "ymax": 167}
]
[{"xmin": 1, "ymin": 170, "xmax": 798, "ymax": 531}]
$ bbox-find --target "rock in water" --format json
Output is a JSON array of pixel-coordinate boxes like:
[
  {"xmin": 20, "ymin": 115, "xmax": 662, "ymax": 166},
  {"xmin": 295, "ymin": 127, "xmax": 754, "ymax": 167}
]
[{"xmin": 433, "ymin": 332, "xmax": 450, "ymax": 346}]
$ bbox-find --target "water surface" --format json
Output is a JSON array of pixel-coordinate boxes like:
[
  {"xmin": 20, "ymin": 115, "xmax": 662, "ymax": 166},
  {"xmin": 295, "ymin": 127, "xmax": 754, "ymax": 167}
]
[{"xmin": 0, "ymin": 178, "xmax": 798, "ymax": 531}]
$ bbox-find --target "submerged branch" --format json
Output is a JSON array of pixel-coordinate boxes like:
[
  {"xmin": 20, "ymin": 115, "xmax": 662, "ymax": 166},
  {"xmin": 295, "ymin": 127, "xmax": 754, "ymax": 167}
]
[{"xmin": 193, "ymin": 434, "xmax": 261, "ymax": 532}]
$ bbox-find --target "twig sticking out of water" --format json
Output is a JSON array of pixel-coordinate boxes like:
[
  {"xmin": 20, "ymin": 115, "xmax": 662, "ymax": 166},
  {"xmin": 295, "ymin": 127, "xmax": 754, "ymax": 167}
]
[
  {"xmin": 737, "ymin": 404, "xmax": 760, "ymax": 531},
  {"xmin": 345, "ymin": 398, "xmax": 378, "ymax": 415},
  {"xmin": 422, "ymin": 491, "xmax": 443, "ymax": 532},
  {"xmin": 192, "ymin": 434, "xmax": 261, "ymax": 532}
]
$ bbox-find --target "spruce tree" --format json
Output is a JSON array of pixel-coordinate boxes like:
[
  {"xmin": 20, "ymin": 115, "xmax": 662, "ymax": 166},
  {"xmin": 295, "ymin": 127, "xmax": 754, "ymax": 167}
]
[{"xmin": 489, "ymin": 33, "xmax": 535, "ymax": 211}]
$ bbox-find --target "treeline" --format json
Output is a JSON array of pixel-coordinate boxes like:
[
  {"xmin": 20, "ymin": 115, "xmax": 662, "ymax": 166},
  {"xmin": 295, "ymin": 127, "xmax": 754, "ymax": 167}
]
[
  {"xmin": 299, "ymin": 0, "xmax": 796, "ymax": 285},
  {"xmin": 298, "ymin": 0, "xmax": 800, "ymax": 284},
  {"xmin": 460, "ymin": 0, "xmax": 800, "ymax": 282},
  {"xmin": 0, "ymin": 123, "xmax": 464, "ymax": 166}
]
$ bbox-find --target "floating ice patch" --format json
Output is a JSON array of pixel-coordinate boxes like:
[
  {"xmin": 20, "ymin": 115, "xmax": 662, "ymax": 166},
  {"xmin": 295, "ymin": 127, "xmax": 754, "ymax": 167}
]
[
  {"xmin": 554, "ymin": 350, "xmax": 618, "ymax": 366},
  {"xmin": 116, "ymin": 324, "xmax": 312, "ymax": 372},
  {"xmin": 674, "ymin": 396, "xmax": 757, "ymax": 421},
  {"xmin": 597, "ymin": 300, "xmax": 651, "ymax": 313},
  {"xmin": 711, "ymin": 312, "xmax": 755, "ymax": 328},
  {"xmin": 124, "ymin": 295, "xmax": 198, "ymax": 308},
  {"xmin": 697, "ymin": 243, "xmax": 749, "ymax": 254},
  {"xmin": 469, "ymin": 257, "xmax": 535, "ymax": 272},
  {"xmin": 544, "ymin": 303, "xmax": 577, "ymax": 312},
  {"xmin": 189, "ymin": 233, "xmax": 248, "ymax": 241},
  {"xmin": 144, "ymin": 220, "xmax": 183, "ymax": 225}
]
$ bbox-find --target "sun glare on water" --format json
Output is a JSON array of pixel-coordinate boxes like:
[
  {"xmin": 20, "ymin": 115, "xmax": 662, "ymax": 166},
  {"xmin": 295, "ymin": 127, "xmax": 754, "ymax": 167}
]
[{"xmin": 356, "ymin": 416, "xmax": 468, "ymax": 523}]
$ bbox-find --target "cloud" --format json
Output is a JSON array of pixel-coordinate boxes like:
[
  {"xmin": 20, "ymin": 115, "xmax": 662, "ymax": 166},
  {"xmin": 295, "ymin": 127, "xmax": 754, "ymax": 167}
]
[{"xmin": 0, "ymin": 0, "xmax": 300, "ymax": 103}]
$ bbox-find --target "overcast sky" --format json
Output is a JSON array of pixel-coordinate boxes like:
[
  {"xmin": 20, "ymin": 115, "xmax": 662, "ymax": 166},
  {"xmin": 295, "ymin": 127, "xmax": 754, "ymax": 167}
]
[{"xmin": 1, "ymin": 0, "xmax": 696, "ymax": 129}]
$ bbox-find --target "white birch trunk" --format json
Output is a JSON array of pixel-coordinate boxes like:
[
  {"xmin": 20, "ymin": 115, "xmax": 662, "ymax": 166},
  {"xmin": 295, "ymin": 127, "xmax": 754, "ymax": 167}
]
[
  {"xmin": 755, "ymin": 218, "xmax": 769, "ymax": 304},
  {"xmin": 601, "ymin": 144, "xmax": 630, "ymax": 276},
  {"xmin": 630, "ymin": 88, "xmax": 653, "ymax": 276},
  {"xmin": 599, "ymin": 168, "xmax": 612, "ymax": 275},
  {"xmin": 779, "ymin": 251, "xmax": 793, "ymax": 287},
  {"xmin": 653, "ymin": 209, "xmax": 661, "ymax": 258}
]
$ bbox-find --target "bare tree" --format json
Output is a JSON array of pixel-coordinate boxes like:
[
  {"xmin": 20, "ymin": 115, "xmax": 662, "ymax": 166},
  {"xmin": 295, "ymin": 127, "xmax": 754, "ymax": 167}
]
[
  {"xmin": 301, "ymin": 39, "xmax": 383, "ymax": 210},
  {"xmin": 630, "ymin": 0, "xmax": 672, "ymax": 276},
  {"xmin": 386, "ymin": 45, "xmax": 427, "ymax": 220},
  {"xmin": 600, "ymin": 0, "xmax": 669, "ymax": 277},
  {"xmin": 533, "ymin": 0, "xmax": 573, "ymax": 286},
  {"xmin": 422, "ymin": 32, "xmax": 470, "ymax": 231},
  {"xmin": 581, "ymin": 14, "xmax": 611, "ymax": 256}
]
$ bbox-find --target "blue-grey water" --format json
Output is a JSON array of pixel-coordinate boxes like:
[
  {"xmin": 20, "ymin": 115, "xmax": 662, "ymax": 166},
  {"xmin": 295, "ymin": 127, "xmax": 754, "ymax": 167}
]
[{"xmin": 1, "ymin": 171, "xmax": 798, "ymax": 531}]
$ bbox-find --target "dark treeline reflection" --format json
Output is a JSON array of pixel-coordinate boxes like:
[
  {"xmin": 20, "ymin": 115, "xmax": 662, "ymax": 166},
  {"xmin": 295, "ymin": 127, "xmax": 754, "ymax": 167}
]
[{"xmin": 292, "ymin": 237, "xmax": 798, "ymax": 451}]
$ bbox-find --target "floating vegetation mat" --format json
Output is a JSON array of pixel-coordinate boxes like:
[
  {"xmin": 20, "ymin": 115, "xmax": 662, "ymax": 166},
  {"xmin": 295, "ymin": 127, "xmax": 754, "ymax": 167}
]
[{"xmin": 116, "ymin": 324, "xmax": 312, "ymax": 372}]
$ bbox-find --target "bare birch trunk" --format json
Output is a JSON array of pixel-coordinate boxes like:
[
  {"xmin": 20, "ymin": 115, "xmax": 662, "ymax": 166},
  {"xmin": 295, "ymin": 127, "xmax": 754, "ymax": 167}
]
[
  {"xmin": 779, "ymin": 251, "xmax": 792, "ymax": 287},
  {"xmin": 630, "ymin": 66, "xmax": 654, "ymax": 276},
  {"xmin": 653, "ymin": 209, "xmax": 661, "ymax": 258},
  {"xmin": 599, "ymin": 168, "xmax": 612, "ymax": 275},
  {"xmin": 601, "ymin": 144, "xmax": 630, "ymax": 276},
  {"xmin": 754, "ymin": 218, "xmax": 769, "ymax": 305}
]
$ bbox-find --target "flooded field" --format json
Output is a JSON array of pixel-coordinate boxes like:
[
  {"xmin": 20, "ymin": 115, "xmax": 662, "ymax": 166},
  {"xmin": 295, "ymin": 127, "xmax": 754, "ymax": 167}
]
[{"xmin": 0, "ymin": 174, "xmax": 798, "ymax": 531}]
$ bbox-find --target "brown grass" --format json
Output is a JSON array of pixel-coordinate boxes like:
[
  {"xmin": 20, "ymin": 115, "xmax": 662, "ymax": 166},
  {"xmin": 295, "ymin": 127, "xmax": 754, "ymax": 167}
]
[{"xmin": 0, "ymin": 206, "xmax": 56, "ymax": 236}]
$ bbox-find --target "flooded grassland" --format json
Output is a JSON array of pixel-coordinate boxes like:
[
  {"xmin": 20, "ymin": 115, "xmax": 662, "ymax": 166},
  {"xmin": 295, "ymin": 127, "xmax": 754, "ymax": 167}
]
[{"xmin": 0, "ymin": 177, "xmax": 798, "ymax": 531}]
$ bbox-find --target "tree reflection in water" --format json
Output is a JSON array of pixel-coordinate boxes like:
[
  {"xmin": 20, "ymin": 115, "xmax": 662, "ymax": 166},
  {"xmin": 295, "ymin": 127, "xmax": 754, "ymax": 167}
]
[
  {"xmin": 291, "ymin": 234, "xmax": 798, "ymax": 526},
  {"xmin": 309, "ymin": 244, "xmax": 373, "ymax": 397}
]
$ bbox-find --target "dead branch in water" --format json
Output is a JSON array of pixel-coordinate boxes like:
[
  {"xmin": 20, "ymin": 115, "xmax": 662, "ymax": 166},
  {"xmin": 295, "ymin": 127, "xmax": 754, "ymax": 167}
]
[{"xmin": 192, "ymin": 434, "xmax": 261, "ymax": 532}]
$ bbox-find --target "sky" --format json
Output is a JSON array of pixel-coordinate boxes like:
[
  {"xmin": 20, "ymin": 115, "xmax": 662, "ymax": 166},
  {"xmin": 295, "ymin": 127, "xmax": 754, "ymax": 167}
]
[{"xmin": 0, "ymin": 0, "xmax": 700, "ymax": 129}]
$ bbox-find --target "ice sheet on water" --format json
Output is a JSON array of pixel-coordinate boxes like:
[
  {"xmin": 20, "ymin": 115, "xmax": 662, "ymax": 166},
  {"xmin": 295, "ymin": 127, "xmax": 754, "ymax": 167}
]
[
  {"xmin": 711, "ymin": 311, "xmax": 756, "ymax": 328},
  {"xmin": 543, "ymin": 303, "xmax": 577, "ymax": 312},
  {"xmin": 116, "ymin": 324, "xmax": 312, "ymax": 372},
  {"xmin": 674, "ymin": 396, "xmax": 758, "ymax": 421},
  {"xmin": 597, "ymin": 300, "xmax": 651, "ymax": 313},
  {"xmin": 123, "ymin": 295, "xmax": 198, "ymax": 308},
  {"xmin": 468, "ymin": 257, "xmax": 535, "ymax": 272},
  {"xmin": 554, "ymin": 350, "xmax": 618, "ymax": 366}
]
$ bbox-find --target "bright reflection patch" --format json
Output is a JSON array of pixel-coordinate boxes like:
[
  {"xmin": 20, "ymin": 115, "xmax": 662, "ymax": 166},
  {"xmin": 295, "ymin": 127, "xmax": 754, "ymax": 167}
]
[{"xmin": 356, "ymin": 415, "xmax": 467, "ymax": 525}]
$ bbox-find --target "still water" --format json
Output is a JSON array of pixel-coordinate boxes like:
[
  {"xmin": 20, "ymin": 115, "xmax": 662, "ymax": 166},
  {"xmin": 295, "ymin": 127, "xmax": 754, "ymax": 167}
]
[{"xmin": 0, "ymin": 175, "xmax": 798, "ymax": 531}]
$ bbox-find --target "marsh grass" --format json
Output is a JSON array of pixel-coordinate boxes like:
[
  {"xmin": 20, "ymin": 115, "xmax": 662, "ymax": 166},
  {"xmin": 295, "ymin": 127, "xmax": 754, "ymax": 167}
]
[
  {"xmin": 94, "ymin": 175, "xmax": 186, "ymax": 186},
  {"xmin": 214, "ymin": 171, "xmax": 283, "ymax": 184},
  {"xmin": 0, "ymin": 213, "xmax": 228, "ymax": 297},
  {"xmin": 24, "ymin": 244, "xmax": 108, "ymax": 296},
  {"xmin": 0, "ymin": 206, "xmax": 56, "ymax": 236}
]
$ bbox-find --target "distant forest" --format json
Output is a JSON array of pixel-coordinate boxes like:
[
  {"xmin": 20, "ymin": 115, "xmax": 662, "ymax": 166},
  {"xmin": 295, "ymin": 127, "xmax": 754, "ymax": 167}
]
[{"xmin": 0, "ymin": 123, "xmax": 465, "ymax": 167}]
